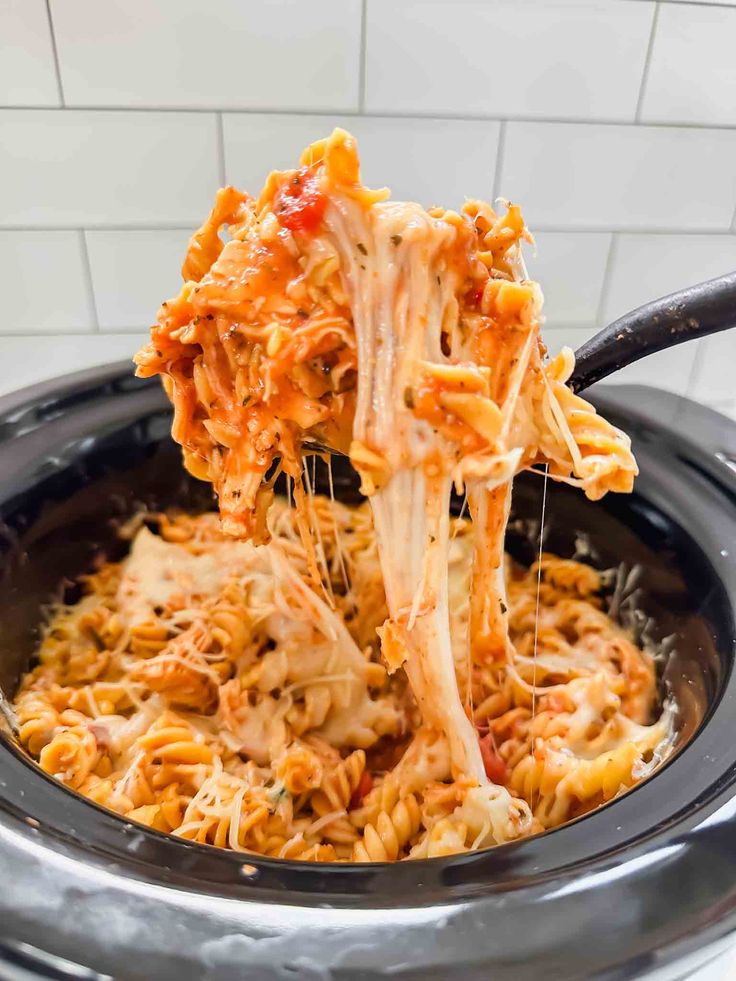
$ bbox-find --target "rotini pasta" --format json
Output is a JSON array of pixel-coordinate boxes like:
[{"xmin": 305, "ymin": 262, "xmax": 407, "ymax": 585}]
[
  {"xmin": 14, "ymin": 498, "xmax": 672, "ymax": 861},
  {"xmin": 12, "ymin": 129, "xmax": 670, "ymax": 862}
]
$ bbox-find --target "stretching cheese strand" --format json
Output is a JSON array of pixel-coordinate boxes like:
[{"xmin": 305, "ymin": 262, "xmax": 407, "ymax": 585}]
[
  {"xmin": 128, "ymin": 129, "xmax": 644, "ymax": 844},
  {"xmin": 14, "ymin": 502, "xmax": 672, "ymax": 860}
]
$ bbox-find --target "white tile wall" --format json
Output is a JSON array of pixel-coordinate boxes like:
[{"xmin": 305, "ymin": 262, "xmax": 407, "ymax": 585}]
[
  {"xmin": 690, "ymin": 330, "xmax": 736, "ymax": 404},
  {"xmin": 603, "ymin": 233, "xmax": 736, "ymax": 322},
  {"xmin": 224, "ymin": 114, "xmax": 501, "ymax": 207},
  {"xmin": 542, "ymin": 327, "xmax": 593, "ymax": 366},
  {"xmin": 711, "ymin": 401, "xmax": 736, "ymax": 423},
  {"xmin": 602, "ymin": 341, "xmax": 702, "ymax": 394},
  {"xmin": 365, "ymin": 0, "xmax": 655, "ymax": 122},
  {"xmin": 543, "ymin": 326, "xmax": 698, "ymax": 395},
  {"xmin": 0, "ymin": 230, "xmax": 93, "ymax": 331},
  {"xmin": 499, "ymin": 122, "xmax": 736, "ymax": 231},
  {"xmin": 525, "ymin": 232, "xmax": 612, "ymax": 326},
  {"xmin": 0, "ymin": 110, "xmax": 220, "ymax": 226},
  {"xmin": 85, "ymin": 229, "xmax": 190, "ymax": 331},
  {"xmin": 50, "ymin": 0, "xmax": 362, "ymax": 111},
  {"xmin": 642, "ymin": 5, "xmax": 736, "ymax": 125},
  {"xmin": 0, "ymin": 333, "xmax": 147, "ymax": 398},
  {"xmin": 0, "ymin": 0, "xmax": 734, "ymax": 419},
  {"xmin": 0, "ymin": 0, "xmax": 59, "ymax": 107}
]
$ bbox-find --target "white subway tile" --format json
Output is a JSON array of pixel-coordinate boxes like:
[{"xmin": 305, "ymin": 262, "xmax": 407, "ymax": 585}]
[
  {"xmin": 0, "ymin": 333, "xmax": 147, "ymax": 398},
  {"xmin": 0, "ymin": 0, "xmax": 59, "ymax": 106},
  {"xmin": 602, "ymin": 342, "xmax": 698, "ymax": 396},
  {"xmin": 524, "ymin": 232, "xmax": 611, "ymax": 326},
  {"xmin": 500, "ymin": 122, "xmax": 736, "ymax": 231},
  {"xmin": 706, "ymin": 400, "xmax": 736, "ymax": 422},
  {"xmin": 86, "ymin": 229, "xmax": 190, "ymax": 331},
  {"xmin": 667, "ymin": 0, "xmax": 736, "ymax": 4},
  {"xmin": 642, "ymin": 5, "xmax": 736, "ymax": 126},
  {"xmin": 602, "ymin": 233, "xmax": 736, "ymax": 322},
  {"xmin": 224, "ymin": 114, "xmax": 339, "ymax": 188},
  {"xmin": 340, "ymin": 117, "xmax": 500, "ymax": 207},
  {"xmin": 543, "ymin": 325, "xmax": 696, "ymax": 396},
  {"xmin": 690, "ymin": 331, "xmax": 736, "ymax": 404},
  {"xmin": 540, "ymin": 326, "xmax": 592, "ymax": 360},
  {"xmin": 224, "ymin": 114, "xmax": 500, "ymax": 207},
  {"xmin": 0, "ymin": 110, "xmax": 219, "ymax": 226},
  {"xmin": 714, "ymin": 402, "xmax": 736, "ymax": 422},
  {"xmin": 365, "ymin": 0, "xmax": 654, "ymax": 121},
  {"xmin": 51, "ymin": 0, "xmax": 361, "ymax": 110},
  {"xmin": 0, "ymin": 231, "xmax": 93, "ymax": 331}
]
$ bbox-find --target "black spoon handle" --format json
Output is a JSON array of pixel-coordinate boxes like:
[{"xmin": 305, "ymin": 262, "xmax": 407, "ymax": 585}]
[{"xmin": 569, "ymin": 270, "xmax": 736, "ymax": 394}]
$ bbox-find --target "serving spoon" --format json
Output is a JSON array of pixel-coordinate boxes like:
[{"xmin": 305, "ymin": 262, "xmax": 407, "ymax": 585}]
[
  {"xmin": 1, "ymin": 274, "xmax": 733, "ymax": 738},
  {"xmin": 569, "ymin": 270, "xmax": 736, "ymax": 394},
  {"xmin": 301, "ymin": 269, "xmax": 736, "ymax": 459}
]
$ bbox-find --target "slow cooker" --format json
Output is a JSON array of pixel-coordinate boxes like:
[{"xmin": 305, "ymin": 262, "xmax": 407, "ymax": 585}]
[{"xmin": 0, "ymin": 362, "xmax": 735, "ymax": 980}]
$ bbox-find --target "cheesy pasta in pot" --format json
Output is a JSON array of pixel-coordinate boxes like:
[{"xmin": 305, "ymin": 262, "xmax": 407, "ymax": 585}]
[
  {"xmin": 14, "ymin": 500, "xmax": 671, "ymax": 860},
  {"xmin": 13, "ymin": 130, "xmax": 673, "ymax": 860}
]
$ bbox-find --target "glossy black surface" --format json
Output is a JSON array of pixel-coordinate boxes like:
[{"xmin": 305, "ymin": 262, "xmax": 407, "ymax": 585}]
[
  {"xmin": 571, "ymin": 270, "xmax": 736, "ymax": 392},
  {"xmin": 0, "ymin": 363, "xmax": 735, "ymax": 979}
]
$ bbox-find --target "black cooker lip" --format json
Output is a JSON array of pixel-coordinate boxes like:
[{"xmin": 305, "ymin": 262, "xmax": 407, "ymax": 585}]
[
  {"xmin": 1, "ymin": 365, "xmax": 736, "ymax": 980},
  {"xmin": 2, "ymin": 636, "xmax": 736, "ymax": 909},
  {"xmin": 3, "ymin": 727, "xmax": 736, "ymax": 981},
  {"xmin": 0, "ymin": 374, "xmax": 733, "ymax": 903}
]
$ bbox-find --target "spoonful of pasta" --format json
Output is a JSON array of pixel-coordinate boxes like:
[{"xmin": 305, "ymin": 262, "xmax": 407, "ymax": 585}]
[
  {"xmin": 299, "ymin": 267, "xmax": 736, "ymax": 461},
  {"xmin": 136, "ymin": 128, "xmax": 642, "ymax": 806}
]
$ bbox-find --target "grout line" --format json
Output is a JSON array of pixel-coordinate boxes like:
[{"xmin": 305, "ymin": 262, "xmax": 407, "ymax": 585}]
[
  {"xmin": 542, "ymin": 323, "xmax": 595, "ymax": 333},
  {"xmin": 492, "ymin": 121, "xmax": 506, "ymax": 201},
  {"xmin": 0, "ymin": 330, "xmax": 145, "ymax": 338},
  {"xmin": 495, "ymin": 223, "xmax": 736, "ymax": 236},
  {"xmin": 482, "ymin": 224, "xmax": 736, "ymax": 236},
  {"xmin": 595, "ymin": 233, "xmax": 619, "ymax": 326},
  {"xmin": 358, "ymin": 0, "xmax": 368, "ymax": 113},
  {"xmin": 0, "ymin": 324, "xmax": 599, "ymax": 341},
  {"xmin": 2, "ymin": 103, "xmax": 736, "ymax": 133},
  {"xmin": 215, "ymin": 112, "xmax": 227, "ymax": 185},
  {"xmin": 624, "ymin": 0, "xmax": 736, "ymax": 7},
  {"xmin": 78, "ymin": 230, "xmax": 100, "ymax": 332},
  {"xmin": 635, "ymin": 2, "xmax": 660, "ymax": 124},
  {"xmin": 5, "ymin": 223, "xmax": 736, "ymax": 236},
  {"xmin": 4, "ymin": 223, "xmax": 736, "ymax": 236},
  {"xmin": 683, "ymin": 335, "xmax": 708, "ymax": 400},
  {"xmin": 44, "ymin": 0, "xmax": 65, "ymax": 107},
  {"xmin": 0, "ymin": 104, "xmax": 364, "ymax": 117},
  {"xmin": 0, "ymin": 224, "xmax": 196, "ymax": 233}
]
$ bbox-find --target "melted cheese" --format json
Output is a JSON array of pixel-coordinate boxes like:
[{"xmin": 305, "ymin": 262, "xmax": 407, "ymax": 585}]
[
  {"xmin": 117, "ymin": 526, "xmax": 258, "ymax": 622},
  {"xmin": 129, "ymin": 129, "xmax": 643, "ymax": 849}
]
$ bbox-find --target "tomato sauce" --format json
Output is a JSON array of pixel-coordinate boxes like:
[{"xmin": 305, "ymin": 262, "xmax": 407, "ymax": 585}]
[
  {"xmin": 479, "ymin": 732, "xmax": 509, "ymax": 784},
  {"xmin": 274, "ymin": 167, "xmax": 327, "ymax": 235}
]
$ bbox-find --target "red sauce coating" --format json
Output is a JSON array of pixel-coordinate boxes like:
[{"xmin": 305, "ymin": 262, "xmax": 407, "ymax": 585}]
[
  {"xmin": 273, "ymin": 167, "xmax": 327, "ymax": 235},
  {"xmin": 479, "ymin": 732, "xmax": 509, "ymax": 785},
  {"xmin": 350, "ymin": 770, "xmax": 374, "ymax": 809}
]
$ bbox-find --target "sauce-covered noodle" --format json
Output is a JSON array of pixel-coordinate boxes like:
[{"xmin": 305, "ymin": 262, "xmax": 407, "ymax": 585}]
[{"xmin": 13, "ymin": 131, "xmax": 673, "ymax": 860}]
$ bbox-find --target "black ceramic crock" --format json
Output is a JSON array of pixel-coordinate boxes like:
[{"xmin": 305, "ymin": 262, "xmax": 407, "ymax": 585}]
[{"xmin": 0, "ymin": 362, "xmax": 735, "ymax": 981}]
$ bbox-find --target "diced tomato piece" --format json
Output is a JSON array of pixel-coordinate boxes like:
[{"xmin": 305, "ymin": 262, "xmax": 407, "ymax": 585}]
[
  {"xmin": 350, "ymin": 771, "xmax": 374, "ymax": 809},
  {"xmin": 465, "ymin": 285, "xmax": 485, "ymax": 308},
  {"xmin": 479, "ymin": 733, "xmax": 508, "ymax": 785},
  {"xmin": 273, "ymin": 167, "xmax": 326, "ymax": 235}
]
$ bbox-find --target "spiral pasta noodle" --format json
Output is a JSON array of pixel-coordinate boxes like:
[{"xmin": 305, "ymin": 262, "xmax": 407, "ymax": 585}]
[
  {"xmin": 353, "ymin": 794, "xmax": 422, "ymax": 861},
  {"xmin": 13, "ymin": 129, "xmax": 672, "ymax": 861},
  {"xmin": 12, "ymin": 494, "xmax": 673, "ymax": 861}
]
